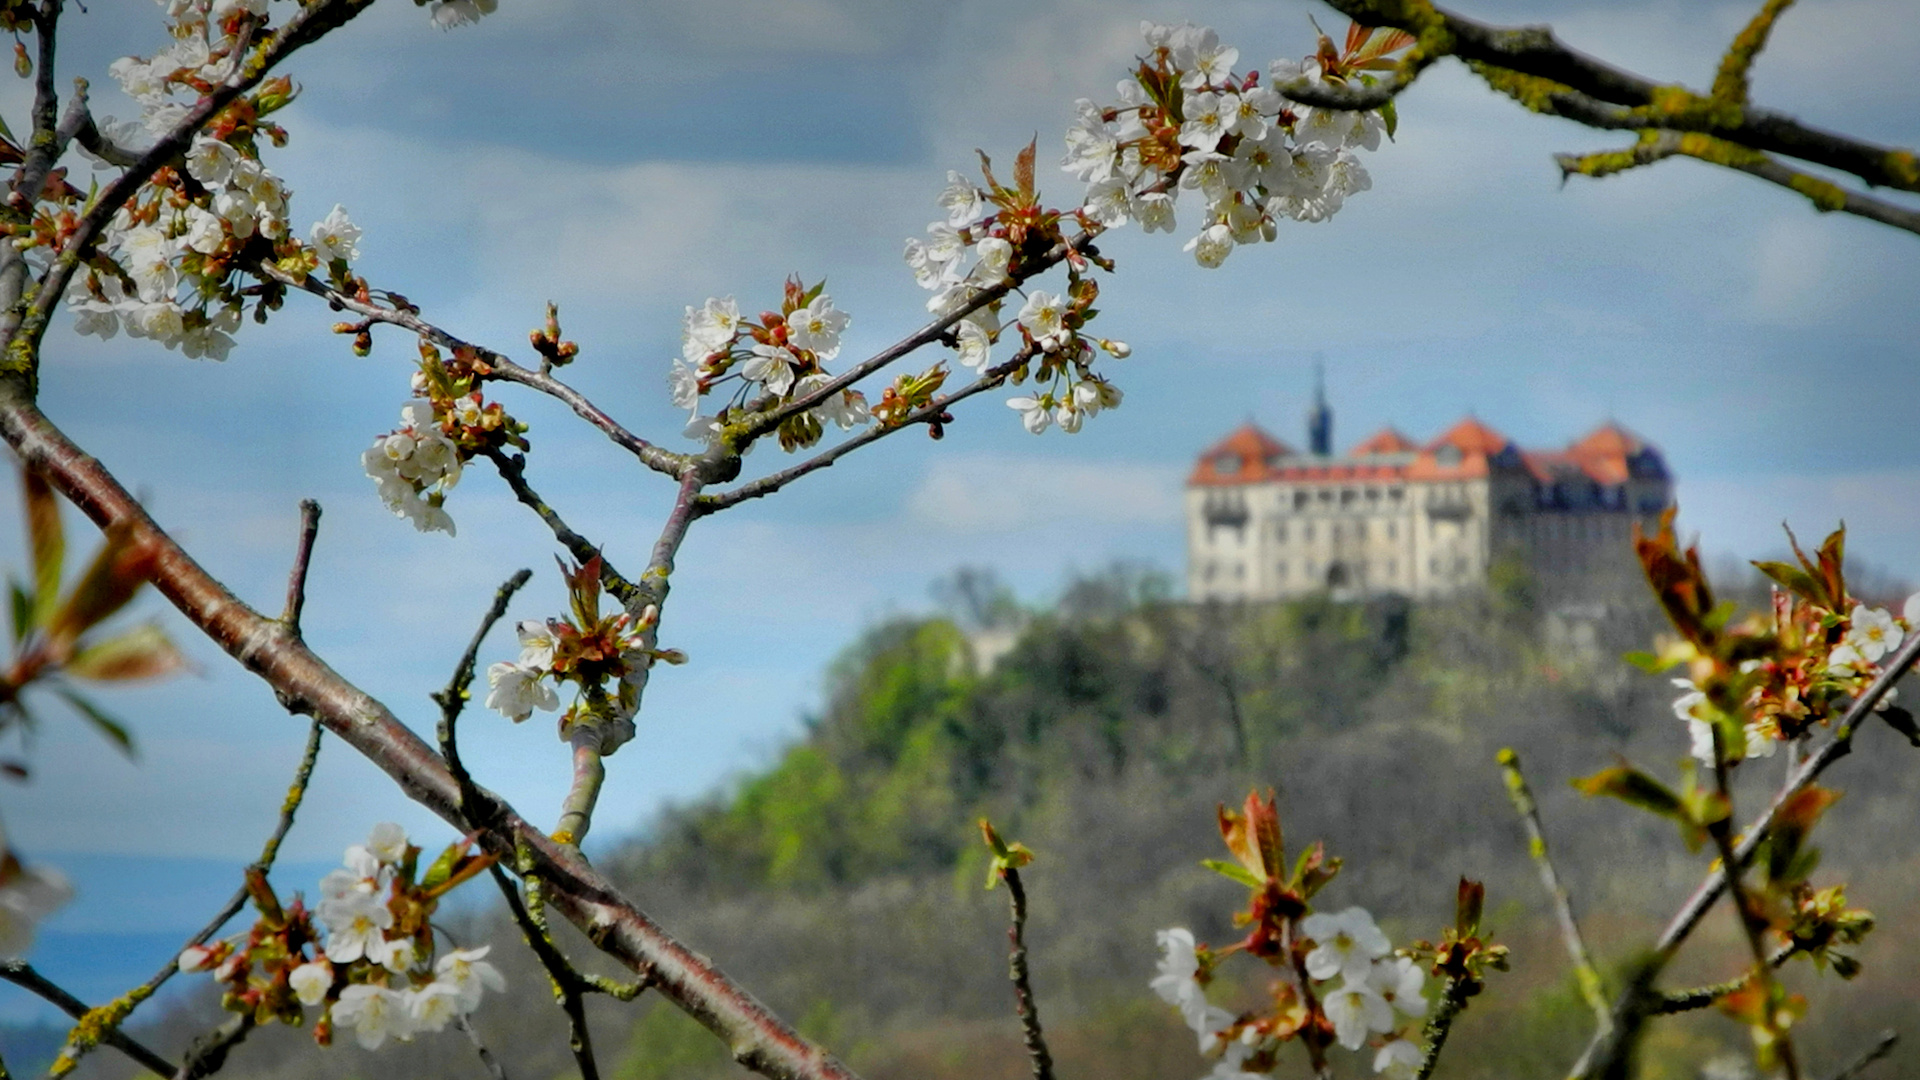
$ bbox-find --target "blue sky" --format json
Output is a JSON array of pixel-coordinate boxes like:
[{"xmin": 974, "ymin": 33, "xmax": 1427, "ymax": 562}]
[{"xmin": 0, "ymin": 0, "xmax": 1915, "ymax": 974}]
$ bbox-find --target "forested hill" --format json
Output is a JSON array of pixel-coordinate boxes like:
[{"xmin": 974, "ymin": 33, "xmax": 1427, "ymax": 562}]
[{"xmin": 111, "ymin": 564, "xmax": 1920, "ymax": 1080}]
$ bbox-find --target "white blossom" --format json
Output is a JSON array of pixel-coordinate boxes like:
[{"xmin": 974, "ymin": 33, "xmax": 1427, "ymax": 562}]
[
  {"xmin": 1133, "ymin": 191, "xmax": 1176, "ymax": 234},
  {"xmin": 1321, "ymin": 981, "xmax": 1394, "ymax": 1051},
  {"xmin": 1373, "ymin": 1039, "xmax": 1423, "ymax": 1080},
  {"xmin": 436, "ymin": 945, "xmax": 507, "ymax": 1013},
  {"xmin": 972, "ymin": 237, "xmax": 1013, "ymax": 284},
  {"xmin": 1301, "ymin": 907, "xmax": 1390, "ymax": 983},
  {"xmin": 365, "ymin": 823, "xmax": 409, "ymax": 865},
  {"xmin": 331, "ymin": 984, "xmax": 414, "ymax": 1050},
  {"xmin": 1366, "ymin": 956, "xmax": 1427, "ymax": 1018},
  {"xmin": 742, "ymin": 344, "xmax": 798, "ymax": 396},
  {"xmin": 954, "ymin": 319, "xmax": 993, "ymax": 370},
  {"xmin": 669, "ymin": 360, "xmax": 702, "ymax": 411},
  {"xmin": 787, "ymin": 295, "xmax": 850, "ymax": 360},
  {"xmin": 309, "ymin": 205, "xmax": 362, "ymax": 264},
  {"xmin": 936, "ymin": 170, "xmax": 983, "ymax": 227},
  {"xmin": 517, "ymin": 620, "xmax": 557, "ymax": 669},
  {"xmin": 318, "ymin": 893, "xmax": 393, "ymax": 966},
  {"xmin": 1183, "ymin": 223, "xmax": 1234, "ymax": 268},
  {"xmin": 1845, "ymin": 604, "xmax": 1903, "ymax": 662},
  {"xmin": 289, "ymin": 961, "xmax": 332, "ymax": 1006},
  {"xmin": 1179, "ymin": 92, "xmax": 1230, "ymax": 151},
  {"xmin": 1016, "ymin": 291, "xmax": 1068, "ymax": 351},
  {"xmin": 428, "ymin": 0, "xmax": 497, "ymax": 29},
  {"xmin": 407, "ymin": 981, "xmax": 464, "ymax": 1032},
  {"xmin": 1081, "ymin": 179, "xmax": 1131, "ymax": 228},
  {"xmin": 1007, "ymin": 395, "xmax": 1052, "ymax": 435},
  {"xmin": 1175, "ymin": 26, "xmax": 1238, "ymax": 90},
  {"xmin": 485, "ymin": 662, "xmax": 558, "ymax": 722},
  {"xmin": 684, "ymin": 296, "xmax": 742, "ymax": 356},
  {"xmin": 0, "ymin": 860, "xmax": 73, "ymax": 960}
]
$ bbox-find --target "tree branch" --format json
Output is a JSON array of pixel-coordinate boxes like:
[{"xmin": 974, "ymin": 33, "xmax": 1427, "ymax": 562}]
[
  {"xmin": 251, "ymin": 263, "xmax": 690, "ymax": 480},
  {"xmin": 1413, "ymin": 976, "xmax": 1470, "ymax": 1080},
  {"xmin": 1310, "ymin": 0, "xmax": 1920, "ymax": 195},
  {"xmin": 1826, "ymin": 1029, "xmax": 1898, "ymax": 1080},
  {"xmin": 0, "ymin": 388, "xmax": 857, "ymax": 1080},
  {"xmin": 0, "ymin": 962, "xmax": 174, "ymax": 1076},
  {"xmin": 1496, "ymin": 748, "xmax": 1608, "ymax": 1035},
  {"xmin": 697, "ymin": 349, "xmax": 1032, "ymax": 516},
  {"xmin": 481, "ymin": 450, "xmax": 639, "ymax": 606}
]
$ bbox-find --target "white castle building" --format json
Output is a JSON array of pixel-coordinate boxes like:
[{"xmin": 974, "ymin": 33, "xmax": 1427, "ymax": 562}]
[{"xmin": 1186, "ymin": 384, "xmax": 1673, "ymax": 601}]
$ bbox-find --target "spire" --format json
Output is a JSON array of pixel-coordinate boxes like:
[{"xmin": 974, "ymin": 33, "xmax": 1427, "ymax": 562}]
[{"xmin": 1306, "ymin": 361, "xmax": 1332, "ymax": 456}]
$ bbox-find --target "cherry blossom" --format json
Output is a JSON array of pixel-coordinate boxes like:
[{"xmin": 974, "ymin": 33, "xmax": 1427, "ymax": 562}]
[
  {"xmin": 1845, "ymin": 604, "xmax": 1903, "ymax": 662},
  {"xmin": 485, "ymin": 661, "xmax": 559, "ymax": 722},
  {"xmin": 289, "ymin": 961, "xmax": 332, "ymax": 1006},
  {"xmin": 437, "ymin": 945, "xmax": 508, "ymax": 1012},
  {"xmin": 787, "ymin": 295, "xmax": 851, "ymax": 359},
  {"xmin": 1301, "ymin": 907, "xmax": 1390, "ymax": 983},
  {"xmin": 332, "ymin": 984, "xmax": 414, "ymax": 1049},
  {"xmin": 1322, "ymin": 981, "xmax": 1395, "ymax": 1050},
  {"xmin": 1373, "ymin": 1039, "xmax": 1423, "ymax": 1079}
]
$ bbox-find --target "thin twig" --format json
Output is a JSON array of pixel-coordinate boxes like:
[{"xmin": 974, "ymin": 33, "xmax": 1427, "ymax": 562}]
[
  {"xmin": 1704, "ymin": 724, "xmax": 1800, "ymax": 1080},
  {"xmin": 1496, "ymin": 748, "xmax": 1609, "ymax": 1034},
  {"xmin": 1826, "ymin": 1029, "xmax": 1898, "ymax": 1080},
  {"xmin": 108, "ymin": 716, "xmax": 326, "ymax": 1052},
  {"xmin": 458, "ymin": 1015, "xmax": 512, "ymax": 1080},
  {"xmin": 698, "ymin": 348, "xmax": 1033, "ymax": 515},
  {"xmin": 432, "ymin": 568, "xmax": 533, "ymax": 820},
  {"xmin": 1000, "ymin": 867, "xmax": 1054, "ymax": 1080},
  {"xmin": 281, "ymin": 499, "xmax": 321, "ymax": 634},
  {"xmin": 0, "ymin": 962, "xmax": 173, "ymax": 1076},
  {"xmin": 1649, "ymin": 940, "xmax": 1797, "ymax": 1015},
  {"xmin": 481, "ymin": 450, "xmax": 638, "ymax": 605},
  {"xmin": 248, "ymin": 262, "xmax": 688, "ymax": 480},
  {"xmin": 1413, "ymin": 976, "xmax": 1470, "ymax": 1080}
]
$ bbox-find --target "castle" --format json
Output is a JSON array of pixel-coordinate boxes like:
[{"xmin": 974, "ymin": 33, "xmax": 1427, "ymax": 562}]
[{"xmin": 1186, "ymin": 381, "xmax": 1674, "ymax": 601}]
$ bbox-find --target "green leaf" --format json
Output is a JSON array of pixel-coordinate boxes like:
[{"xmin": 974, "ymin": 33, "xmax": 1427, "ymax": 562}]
[
  {"xmin": 1622, "ymin": 650, "xmax": 1666, "ymax": 673},
  {"xmin": 8, "ymin": 579, "xmax": 29, "ymax": 644},
  {"xmin": 1380, "ymin": 98, "xmax": 1399, "ymax": 140},
  {"xmin": 1751, "ymin": 560, "xmax": 1819, "ymax": 602},
  {"xmin": 1572, "ymin": 763, "xmax": 1684, "ymax": 820},
  {"xmin": 1201, "ymin": 858, "xmax": 1263, "ymax": 888},
  {"xmin": 64, "ymin": 624, "xmax": 187, "ymax": 682},
  {"xmin": 419, "ymin": 841, "xmax": 464, "ymax": 892},
  {"xmin": 53, "ymin": 686, "xmax": 136, "ymax": 757}
]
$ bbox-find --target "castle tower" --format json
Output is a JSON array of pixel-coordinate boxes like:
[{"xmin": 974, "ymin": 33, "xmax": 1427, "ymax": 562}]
[{"xmin": 1306, "ymin": 363, "xmax": 1332, "ymax": 456}]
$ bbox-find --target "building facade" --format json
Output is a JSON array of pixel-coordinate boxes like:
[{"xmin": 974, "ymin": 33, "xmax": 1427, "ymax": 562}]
[{"xmin": 1186, "ymin": 396, "xmax": 1673, "ymax": 601}]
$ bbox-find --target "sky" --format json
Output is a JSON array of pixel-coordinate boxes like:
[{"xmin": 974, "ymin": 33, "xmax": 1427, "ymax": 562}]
[{"xmin": 0, "ymin": 0, "xmax": 1916, "ymax": 977}]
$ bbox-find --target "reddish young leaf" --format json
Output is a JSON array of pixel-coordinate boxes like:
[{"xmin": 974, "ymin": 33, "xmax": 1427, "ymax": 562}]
[{"xmin": 20, "ymin": 466, "xmax": 62, "ymax": 626}]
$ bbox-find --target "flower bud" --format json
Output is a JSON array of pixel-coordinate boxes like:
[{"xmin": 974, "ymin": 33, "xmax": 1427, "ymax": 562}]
[{"xmin": 1099, "ymin": 338, "xmax": 1131, "ymax": 358}]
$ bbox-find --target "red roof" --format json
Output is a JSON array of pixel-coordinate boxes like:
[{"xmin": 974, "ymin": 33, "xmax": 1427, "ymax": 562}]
[
  {"xmin": 1188, "ymin": 424, "xmax": 1294, "ymax": 486},
  {"xmin": 1426, "ymin": 416, "xmax": 1511, "ymax": 456},
  {"xmin": 1565, "ymin": 423, "xmax": 1646, "ymax": 485},
  {"xmin": 1350, "ymin": 427, "xmax": 1418, "ymax": 456}
]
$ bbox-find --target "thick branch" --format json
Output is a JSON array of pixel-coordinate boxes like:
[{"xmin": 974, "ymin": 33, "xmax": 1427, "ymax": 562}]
[
  {"xmin": 0, "ymin": 388, "xmax": 856, "ymax": 1080},
  {"xmin": 1315, "ymin": 0, "xmax": 1920, "ymax": 194}
]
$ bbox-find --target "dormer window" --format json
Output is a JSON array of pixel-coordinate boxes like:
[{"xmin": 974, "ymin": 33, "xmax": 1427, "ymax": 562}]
[
  {"xmin": 1214, "ymin": 453, "xmax": 1242, "ymax": 474},
  {"xmin": 1436, "ymin": 445, "xmax": 1463, "ymax": 467}
]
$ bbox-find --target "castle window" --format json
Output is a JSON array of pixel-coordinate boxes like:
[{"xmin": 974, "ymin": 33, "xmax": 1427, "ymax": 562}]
[
  {"xmin": 1276, "ymin": 562, "xmax": 1289, "ymax": 580},
  {"xmin": 1340, "ymin": 487, "xmax": 1357, "ymax": 505},
  {"xmin": 1304, "ymin": 523, "xmax": 1316, "ymax": 542},
  {"xmin": 1429, "ymin": 557, "xmax": 1441, "ymax": 575},
  {"xmin": 1387, "ymin": 522, "xmax": 1398, "ymax": 540},
  {"xmin": 1234, "ymin": 563, "xmax": 1245, "ymax": 580},
  {"xmin": 1366, "ymin": 487, "xmax": 1380, "ymax": 501},
  {"xmin": 1295, "ymin": 491, "xmax": 1310, "ymax": 510},
  {"xmin": 1386, "ymin": 558, "xmax": 1398, "ymax": 578},
  {"xmin": 1275, "ymin": 522, "xmax": 1289, "ymax": 542},
  {"xmin": 1356, "ymin": 521, "xmax": 1368, "ymax": 541},
  {"xmin": 1389, "ymin": 487, "xmax": 1404, "ymax": 500},
  {"xmin": 1215, "ymin": 454, "xmax": 1242, "ymax": 474},
  {"xmin": 1331, "ymin": 523, "xmax": 1343, "ymax": 542},
  {"xmin": 1318, "ymin": 489, "xmax": 1334, "ymax": 504}
]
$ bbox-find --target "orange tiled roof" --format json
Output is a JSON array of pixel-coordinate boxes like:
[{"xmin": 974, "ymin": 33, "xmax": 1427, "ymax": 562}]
[
  {"xmin": 1349, "ymin": 427, "xmax": 1418, "ymax": 456},
  {"xmin": 1188, "ymin": 424, "xmax": 1295, "ymax": 485}
]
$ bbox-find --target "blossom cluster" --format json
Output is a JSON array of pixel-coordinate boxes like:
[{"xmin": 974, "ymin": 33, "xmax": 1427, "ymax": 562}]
[
  {"xmin": 1066, "ymin": 21, "xmax": 1405, "ymax": 270},
  {"xmin": 361, "ymin": 347, "xmax": 529, "ymax": 536},
  {"xmin": 179, "ymin": 823, "xmax": 504, "ymax": 1050},
  {"xmin": 1153, "ymin": 908, "xmax": 1426, "ymax": 1080},
  {"xmin": 902, "ymin": 154, "xmax": 1128, "ymax": 436},
  {"xmin": 1146, "ymin": 793, "xmax": 1503, "ymax": 1079},
  {"xmin": 1658, "ymin": 529, "xmax": 1919, "ymax": 767},
  {"xmin": 671, "ymin": 280, "xmax": 871, "ymax": 452},
  {"xmin": 484, "ymin": 555, "xmax": 685, "ymax": 744}
]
